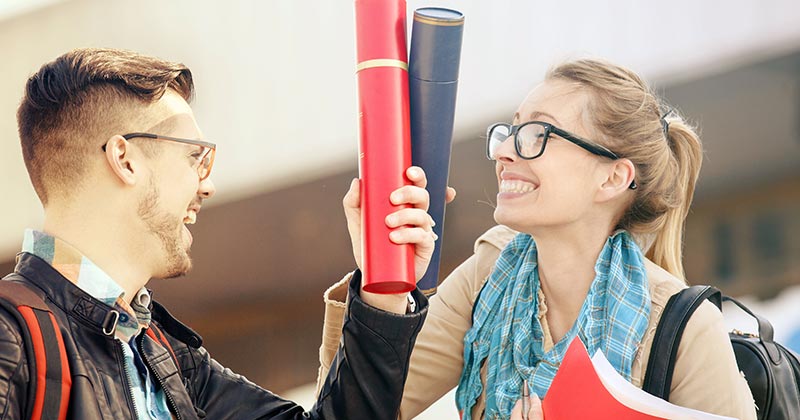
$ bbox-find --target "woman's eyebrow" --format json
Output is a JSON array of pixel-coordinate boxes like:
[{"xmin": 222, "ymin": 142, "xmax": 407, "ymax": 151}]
[{"xmin": 526, "ymin": 111, "xmax": 561, "ymax": 125}]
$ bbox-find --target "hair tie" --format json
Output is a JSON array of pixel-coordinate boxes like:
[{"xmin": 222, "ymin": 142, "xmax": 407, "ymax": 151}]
[{"xmin": 660, "ymin": 109, "xmax": 674, "ymax": 136}]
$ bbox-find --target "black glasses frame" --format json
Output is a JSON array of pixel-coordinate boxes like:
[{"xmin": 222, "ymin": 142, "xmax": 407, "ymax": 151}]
[
  {"xmin": 486, "ymin": 121, "xmax": 620, "ymax": 161},
  {"xmin": 486, "ymin": 121, "xmax": 637, "ymax": 189}
]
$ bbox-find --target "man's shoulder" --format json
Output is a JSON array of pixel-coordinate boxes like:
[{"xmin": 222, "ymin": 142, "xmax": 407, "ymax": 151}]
[
  {"xmin": 0, "ymin": 304, "xmax": 24, "ymax": 342},
  {"xmin": 0, "ymin": 299, "xmax": 27, "ymax": 370},
  {"xmin": 0, "ymin": 276, "xmax": 60, "ymax": 358}
]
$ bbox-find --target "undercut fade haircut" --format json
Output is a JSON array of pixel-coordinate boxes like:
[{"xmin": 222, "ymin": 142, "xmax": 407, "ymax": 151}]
[{"xmin": 17, "ymin": 48, "xmax": 194, "ymax": 206}]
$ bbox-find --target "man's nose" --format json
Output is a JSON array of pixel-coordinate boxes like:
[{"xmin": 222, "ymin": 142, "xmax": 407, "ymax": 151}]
[{"xmin": 199, "ymin": 176, "xmax": 216, "ymax": 199}]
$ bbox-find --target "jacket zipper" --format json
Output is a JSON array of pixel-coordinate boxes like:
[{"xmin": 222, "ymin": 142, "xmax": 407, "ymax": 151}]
[
  {"xmin": 138, "ymin": 331, "xmax": 183, "ymax": 420},
  {"xmin": 116, "ymin": 340, "xmax": 143, "ymax": 420}
]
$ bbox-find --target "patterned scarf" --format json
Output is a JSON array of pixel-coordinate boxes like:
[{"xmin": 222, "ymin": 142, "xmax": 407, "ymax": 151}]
[{"xmin": 455, "ymin": 231, "xmax": 650, "ymax": 419}]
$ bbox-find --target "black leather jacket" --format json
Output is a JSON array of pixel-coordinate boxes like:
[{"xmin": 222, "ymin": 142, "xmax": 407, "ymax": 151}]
[{"xmin": 0, "ymin": 253, "xmax": 428, "ymax": 419}]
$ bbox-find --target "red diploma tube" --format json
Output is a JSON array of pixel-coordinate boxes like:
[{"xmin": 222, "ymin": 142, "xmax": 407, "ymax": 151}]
[{"xmin": 354, "ymin": 0, "xmax": 415, "ymax": 293}]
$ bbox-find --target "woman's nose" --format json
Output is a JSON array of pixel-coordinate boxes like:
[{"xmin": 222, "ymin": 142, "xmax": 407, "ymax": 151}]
[{"xmin": 494, "ymin": 134, "xmax": 518, "ymax": 163}]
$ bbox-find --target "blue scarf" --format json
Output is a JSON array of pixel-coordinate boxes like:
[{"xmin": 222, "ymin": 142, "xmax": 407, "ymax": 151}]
[{"xmin": 455, "ymin": 231, "xmax": 650, "ymax": 419}]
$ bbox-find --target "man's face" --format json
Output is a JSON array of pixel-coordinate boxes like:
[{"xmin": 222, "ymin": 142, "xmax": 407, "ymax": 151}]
[{"xmin": 134, "ymin": 92, "xmax": 216, "ymax": 279}]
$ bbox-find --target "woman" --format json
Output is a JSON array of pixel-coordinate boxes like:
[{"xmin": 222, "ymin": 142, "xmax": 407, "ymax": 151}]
[{"xmin": 320, "ymin": 59, "xmax": 756, "ymax": 420}]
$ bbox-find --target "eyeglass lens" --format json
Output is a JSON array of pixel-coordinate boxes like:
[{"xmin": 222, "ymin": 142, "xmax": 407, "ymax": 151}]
[
  {"xmin": 198, "ymin": 148, "xmax": 215, "ymax": 180},
  {"xmin": 488, "ymin": 123, "xmax": 547, "ymax": 160}
]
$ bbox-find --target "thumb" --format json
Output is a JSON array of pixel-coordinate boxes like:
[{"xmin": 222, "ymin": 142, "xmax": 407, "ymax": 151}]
[
  {"xmin": 343, "ymin": 178, "xmax": 360, "ymax": 211},
  {"xmin": 529, "ymin": 394, "xmax": 543, "ymax": 419}
]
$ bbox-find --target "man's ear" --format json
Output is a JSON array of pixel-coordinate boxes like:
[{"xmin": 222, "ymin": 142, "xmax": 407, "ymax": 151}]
[
  {"xmin": 103, "ymin": 135, "xmax": 139, "ymax": 186},
  {"xmin": 596, "ymin": 158, "xmax": 636, "ymax": 203}
]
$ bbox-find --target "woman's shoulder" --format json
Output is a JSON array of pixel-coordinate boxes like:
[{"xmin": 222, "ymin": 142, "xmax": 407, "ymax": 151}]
[
  {"xmin": 643, "ymin": 259, "xmax": 686, "ymax": 308},
  {"xmin": 473, "ymin": 224, "xmax": 518, "ymax": 253},
  {"xmin": 645, "ymin": 258, "xmax": 726, "ymax": 336},
  {"xmin": 434, "ymin": 225, "xmax": 517, "ymax": 301},
  {"xmin": 633, "ymin": 259, "xmax": 727, "ymax": 386}
]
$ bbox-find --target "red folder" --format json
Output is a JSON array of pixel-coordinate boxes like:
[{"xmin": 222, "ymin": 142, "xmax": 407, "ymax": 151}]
[{"xmin": 543, "ymin": 339, "xmax": 736, "ymax": 419}]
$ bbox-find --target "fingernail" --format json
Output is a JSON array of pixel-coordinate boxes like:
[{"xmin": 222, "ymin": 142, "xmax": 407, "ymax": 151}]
[
  {"xmin": 408, "ymin": 167, "xmax": 420, "ymax": 178},
  {"xmin": 432, "ymin": 232, "xmax": 439, "ymax": 241},
  {"xmin": 390, "ymin": 192, "xmax": 401, "ymax": 203},
  {"xmin": 389, "ymin": 231, "xmax": 400, "ymax": 241},
  {"xmin": 386, "ymin": 215, "xmax": 397, "ymax": 226},
  {"xmin": 430, "ymin": 217, "xmax": 436, "ymax": 227}
]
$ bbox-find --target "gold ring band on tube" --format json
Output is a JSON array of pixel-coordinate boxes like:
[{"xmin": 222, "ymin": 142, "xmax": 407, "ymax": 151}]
[
  {"xmin": 356, "ymin": 59, "xmax": 408, "ymax": 73},
  {"xmin": 413, "ymin": 15, "xmax": 464, "ymax": 26}
]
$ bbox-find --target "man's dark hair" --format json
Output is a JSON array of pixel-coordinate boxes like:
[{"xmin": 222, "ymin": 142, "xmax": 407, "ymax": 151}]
[{"xmin": 17, "ymin": 48, "xmax": 194, "ymax": 205}]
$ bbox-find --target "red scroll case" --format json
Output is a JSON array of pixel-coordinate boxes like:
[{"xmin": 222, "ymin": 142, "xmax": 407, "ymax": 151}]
[{"xmin": 354, "ymin": 0, "xmax": 415, "ymax": 294}]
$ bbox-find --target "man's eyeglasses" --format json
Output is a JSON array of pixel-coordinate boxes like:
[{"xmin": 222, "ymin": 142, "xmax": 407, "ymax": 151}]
[
  {"xmin": 103, "ymin": 133, "xmax": 216, "ymax": 181},
  {"xmin": 486, "ymin": 121, "xmax": 620, "ymax": 161}
]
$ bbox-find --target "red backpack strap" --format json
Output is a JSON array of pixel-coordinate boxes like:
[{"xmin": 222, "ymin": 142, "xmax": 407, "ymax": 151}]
[
  {"xmin": 0, "ymin": 280, "xmax": 71, "ymax": 420},
  {"xmin": 146, "ymin": 324, "xmax": 181, "ymax": 372}
]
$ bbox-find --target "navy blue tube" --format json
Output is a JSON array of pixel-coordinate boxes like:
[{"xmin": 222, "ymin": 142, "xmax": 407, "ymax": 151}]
[{"xmin": 409, "ymin": 7, "xmax": 464, "ymax": 295}]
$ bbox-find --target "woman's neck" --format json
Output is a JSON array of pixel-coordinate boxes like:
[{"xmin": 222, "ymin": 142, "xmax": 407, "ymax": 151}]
[{"xmin": 531, "ymin": 224, "xmax": 613, "ymax": 341}]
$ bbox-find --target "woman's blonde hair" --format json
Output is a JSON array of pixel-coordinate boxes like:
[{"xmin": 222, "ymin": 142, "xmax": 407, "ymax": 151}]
[{"xmin": 546, "ymin": 59, "xmax": 703, "ymax": 281}]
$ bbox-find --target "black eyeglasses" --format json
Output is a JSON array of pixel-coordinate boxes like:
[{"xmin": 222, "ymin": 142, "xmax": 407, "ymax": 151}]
[
  {"xmin": 103, "ymin": 133, "xmax": 216, "ymax": 180},
  {"xmin": 486, "ymin": 121, "xmax": 620, "ymax": 161},
  {"xmin": 486, "ymin": 121, "xmax": 637, "ymax": 189}
]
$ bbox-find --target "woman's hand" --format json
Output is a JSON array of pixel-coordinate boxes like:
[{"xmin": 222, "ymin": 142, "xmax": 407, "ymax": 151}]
[{"xmin": 510, "ymin": 395, "xmax": 543, "ymax": 420}]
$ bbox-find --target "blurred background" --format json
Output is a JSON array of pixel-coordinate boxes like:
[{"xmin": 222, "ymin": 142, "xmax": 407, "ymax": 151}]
[{"xmin": 1, "ymin": 0, "xmax": 798, "ymax": 417}]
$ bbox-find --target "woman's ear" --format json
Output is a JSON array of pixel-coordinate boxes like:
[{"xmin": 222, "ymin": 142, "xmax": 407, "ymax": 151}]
[
  {"xmin": 103, "ymin": 135, "xmax": 138, "ymax": 186},
  {"xmin": 596, "ymin": 158, "xmax": 636, "ymax": 203}
]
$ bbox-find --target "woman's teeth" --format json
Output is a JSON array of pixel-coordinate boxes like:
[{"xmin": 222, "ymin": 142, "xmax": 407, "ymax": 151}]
[{"xmin": 499, "ymin": 179, "xmax": 536, "ymax": 193}]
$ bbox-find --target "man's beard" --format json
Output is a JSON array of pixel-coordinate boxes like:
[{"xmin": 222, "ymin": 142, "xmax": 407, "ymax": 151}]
[{"xmin": 138, "ymin": 179, "xmax": 192, "ymax": 279}]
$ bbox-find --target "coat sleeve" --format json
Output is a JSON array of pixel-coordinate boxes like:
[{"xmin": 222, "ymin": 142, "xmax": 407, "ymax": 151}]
[
  {"xmin": 668, "ymin": 301, "xmax": 757, "ymax": 420},
  {"xmin": 316, "ymin": 225, "xmax": 515, "ymax": 419},
  {"xmin": 193, "ymin": 271, "xmax": 428, "ymax": 420}
]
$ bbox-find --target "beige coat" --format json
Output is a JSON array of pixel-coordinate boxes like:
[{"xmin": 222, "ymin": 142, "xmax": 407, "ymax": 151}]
[{"xmin": 317, "ymin": 226, "xmax": 756, "ymax": 420}]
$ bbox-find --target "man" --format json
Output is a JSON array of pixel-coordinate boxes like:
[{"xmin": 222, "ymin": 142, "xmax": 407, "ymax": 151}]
[{"xmin": 1, "ymin": 48, "xmax": 436, "ymax": 419}]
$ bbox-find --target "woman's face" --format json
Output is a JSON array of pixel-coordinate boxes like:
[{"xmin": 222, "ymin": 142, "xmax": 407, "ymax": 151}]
[{"xmin": 493, "ymin": 79, "xmax": 613, "ymax": 234}]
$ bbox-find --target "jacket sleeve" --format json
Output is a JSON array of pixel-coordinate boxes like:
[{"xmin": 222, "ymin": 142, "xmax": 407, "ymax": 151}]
[
  {"xmin": 0, "ymin": 309, "xmax": 29, "ymax": 420},
  {"xmin": 314, "ymin": 270, "xmax": 428, "ymax": 419},
  {"xmin": 316, "ymin": 225, "xmax": 515, "ymax": 419},
  {"xmin": 192, "ymin": 270, "xmax": 428, "ymax": 420}
]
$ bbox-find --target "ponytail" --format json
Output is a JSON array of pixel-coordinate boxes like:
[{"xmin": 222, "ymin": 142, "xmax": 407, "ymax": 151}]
[{"xmin": 644, "ymin": 118, "xmax": 703, "ymax": 279}]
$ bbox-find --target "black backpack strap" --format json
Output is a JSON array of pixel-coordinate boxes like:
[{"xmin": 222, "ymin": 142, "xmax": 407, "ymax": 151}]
[
  {"xmin": 722, "ymin": 295, "xmax": 783, "ymax": 364},
  {"xmin": 0, "ymin": 275, "xmax": 71, "ymax": 420},
  {"xmin": 641, "ymin": 285, "xmax": 721, "ymax": 401}
]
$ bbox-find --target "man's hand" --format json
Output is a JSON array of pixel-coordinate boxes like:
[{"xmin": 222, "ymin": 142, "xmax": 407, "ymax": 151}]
[{"xmin": 343, "ymin": 166, "xmax": 456, "ymax": 313}]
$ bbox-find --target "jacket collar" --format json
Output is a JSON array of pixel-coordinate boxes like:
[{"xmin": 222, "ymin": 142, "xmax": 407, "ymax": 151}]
[
  {"xmin": 15, "ymin": 252, "xmax": 122, "ymax": 336},
  {"xmin": 14, "ymin": 252, "xmax": 203, "ymax": 348}
]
